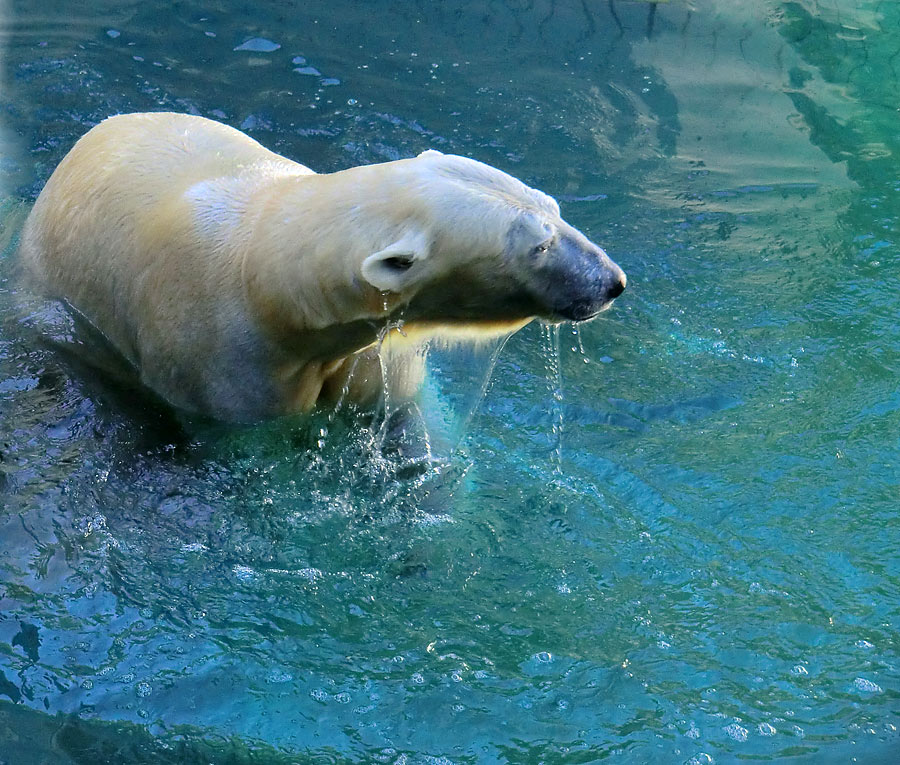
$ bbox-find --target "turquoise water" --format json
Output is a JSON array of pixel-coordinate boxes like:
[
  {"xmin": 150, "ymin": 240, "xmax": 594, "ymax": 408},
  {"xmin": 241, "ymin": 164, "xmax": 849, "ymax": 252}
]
[{"xmin": 1, "ymin": 0, "xmax": 899, "ymax": 762}]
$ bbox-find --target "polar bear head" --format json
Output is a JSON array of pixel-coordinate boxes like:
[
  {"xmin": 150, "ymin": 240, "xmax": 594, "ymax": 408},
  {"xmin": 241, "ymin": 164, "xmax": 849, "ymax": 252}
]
[{"xmin": 358, "ymin": 150, "xmax": 625, "ymax": 333}]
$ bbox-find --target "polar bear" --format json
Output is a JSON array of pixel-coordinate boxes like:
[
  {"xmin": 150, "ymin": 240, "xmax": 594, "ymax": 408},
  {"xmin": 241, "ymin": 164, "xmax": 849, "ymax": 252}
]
[{"xmin": 18, "ymin": 112, "xmax": 625, "ymax": 422}]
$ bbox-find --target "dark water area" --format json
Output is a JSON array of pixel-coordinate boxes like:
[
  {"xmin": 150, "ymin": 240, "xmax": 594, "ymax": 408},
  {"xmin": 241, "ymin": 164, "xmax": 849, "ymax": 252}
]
[{"xmin": 1, "ymin": 0, "xmax": 899, "ymax": 762}]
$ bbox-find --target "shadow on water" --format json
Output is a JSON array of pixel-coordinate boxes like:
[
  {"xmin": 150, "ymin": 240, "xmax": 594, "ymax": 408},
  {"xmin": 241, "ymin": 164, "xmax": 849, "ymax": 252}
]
[{"xmin": 0, "ymin": 698, "xmax": 356, "ymax": 765}]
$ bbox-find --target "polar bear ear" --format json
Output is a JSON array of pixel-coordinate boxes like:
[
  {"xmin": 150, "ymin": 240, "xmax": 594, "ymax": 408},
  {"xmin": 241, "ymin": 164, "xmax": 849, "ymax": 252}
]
[{"xmin": 362, "ymin": 230, "xmax": 429, "ymax": 293}]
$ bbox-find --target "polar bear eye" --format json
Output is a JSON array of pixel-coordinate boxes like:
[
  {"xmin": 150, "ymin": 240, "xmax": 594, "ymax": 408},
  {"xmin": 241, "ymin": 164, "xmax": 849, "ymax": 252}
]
[
  {"xmin": 532, "ymin": 240, "xmax": 553, "ymax": 256},
  {"xmin": 383, "ymin": 255, "xmax": 415, "ymax": 271}
]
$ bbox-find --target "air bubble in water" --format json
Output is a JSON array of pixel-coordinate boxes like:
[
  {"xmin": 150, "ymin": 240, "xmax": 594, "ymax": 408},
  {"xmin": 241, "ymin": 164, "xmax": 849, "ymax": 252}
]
[{"xmin": 724, "ymin": 722, "xmax": 748, "ymax": 742}]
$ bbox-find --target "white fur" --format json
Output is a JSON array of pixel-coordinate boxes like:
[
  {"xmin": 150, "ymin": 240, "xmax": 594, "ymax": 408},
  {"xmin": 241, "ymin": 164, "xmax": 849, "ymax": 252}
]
[{"xmin": 18, "ymin": 113, "xmax": 622, "ymax": 421}]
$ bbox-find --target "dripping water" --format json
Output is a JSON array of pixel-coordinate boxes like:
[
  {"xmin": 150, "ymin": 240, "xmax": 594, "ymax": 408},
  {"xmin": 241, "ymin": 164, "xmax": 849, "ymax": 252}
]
[
  {"xmin": 572, "ymin": 325, "xmax": 590, "ymax": 363},
  {"xmin": 376, "ymin": 289, "xmax": 397, "ymax": 443},
  {"xmin": 542, "ymin": 323, "xmax": 565, "ymax": 477},
  {"xmin": 312, "ymin": 347, "xmax": 364, "ymax": 458},
  {"xmin": 327, "ymin": 354, "xmax": 362, "ymax": 421},
  {"xmin": 448, "ymin": 332, "xmax": 511, "ymax": 455},
  {"xmin": 310, "ymin": 298, "xmax": 398, "ymax": 460},
  {"xmin": 374, "ymin": 314, "xmax": 421, "ymax": 455}
]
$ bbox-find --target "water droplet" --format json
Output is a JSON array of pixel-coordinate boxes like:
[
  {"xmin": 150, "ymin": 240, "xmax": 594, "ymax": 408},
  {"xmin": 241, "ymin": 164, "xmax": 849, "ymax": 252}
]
[
  {"xmin": 294, "ymin": 66, "xmax": 322, "ymax": 76},
  {"xmin": 758, "ymin": 722, "xmax": 776, "ymax": 737},
  {"xmin": 106, "ymin": 29, "xmax": 120, "ymax": 38},
  {"xmin": 541, "ymin": 324, "xmax": 564, "ymax": 475},
  {"xmin": 135, "ymin": 681, "xmax": 151, "ymax": 698}
]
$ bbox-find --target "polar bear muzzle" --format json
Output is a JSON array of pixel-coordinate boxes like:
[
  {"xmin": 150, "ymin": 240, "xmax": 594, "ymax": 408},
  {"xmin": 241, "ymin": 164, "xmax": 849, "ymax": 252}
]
[
  {"xmin": 513, "ymin": 223, "xmax": 627, "ymax": 323},
  {"xmin": 541, "ymin": 236, "xmax": 626, "ymax": 322}
]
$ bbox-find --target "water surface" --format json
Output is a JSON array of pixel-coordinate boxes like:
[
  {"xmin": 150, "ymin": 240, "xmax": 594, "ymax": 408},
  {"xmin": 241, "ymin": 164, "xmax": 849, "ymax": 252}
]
[{"xmin": 1, "ymin": 0, "xmax": 899, "ymax": 762}]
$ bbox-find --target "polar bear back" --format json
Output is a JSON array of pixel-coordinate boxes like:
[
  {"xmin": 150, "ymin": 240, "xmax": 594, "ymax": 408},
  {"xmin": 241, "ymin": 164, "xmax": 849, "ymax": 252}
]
[{"xmin": 18, "ymin": 114, "xmax": 322, "ymax": 416}]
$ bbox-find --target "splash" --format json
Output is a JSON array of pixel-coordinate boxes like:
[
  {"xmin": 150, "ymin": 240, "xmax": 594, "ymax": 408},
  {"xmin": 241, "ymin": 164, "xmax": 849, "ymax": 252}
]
[{"xmin": 371, "ymin": 318, "xmax": 514, "ymax": 467}]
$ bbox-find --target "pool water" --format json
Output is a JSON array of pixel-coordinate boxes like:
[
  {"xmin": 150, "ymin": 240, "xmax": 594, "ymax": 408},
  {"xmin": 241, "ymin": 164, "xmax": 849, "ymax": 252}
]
[{"xmin": 1, "ymin": 0, "xmax": 899, "ymax": 762}]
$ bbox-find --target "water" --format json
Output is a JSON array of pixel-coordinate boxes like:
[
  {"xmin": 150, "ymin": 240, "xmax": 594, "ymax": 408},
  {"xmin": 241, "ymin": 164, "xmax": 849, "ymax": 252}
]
[{"xmin": 1, "ymin": 0, "xmax": 899, "ymax": 761}]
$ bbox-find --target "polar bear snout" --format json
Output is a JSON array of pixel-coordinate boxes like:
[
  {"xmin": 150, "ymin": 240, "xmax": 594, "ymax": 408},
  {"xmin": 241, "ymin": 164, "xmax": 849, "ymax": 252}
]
[{"xmin": 533, "ymin": 234, "xmax": 627, "ymax": 323}]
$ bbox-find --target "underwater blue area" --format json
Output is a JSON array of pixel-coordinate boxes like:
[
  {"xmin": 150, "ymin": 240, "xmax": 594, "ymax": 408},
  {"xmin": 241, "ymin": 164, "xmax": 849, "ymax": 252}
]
[{"xmin": 1, "ymin": 0, "xmax": 899, "ymax": 761}]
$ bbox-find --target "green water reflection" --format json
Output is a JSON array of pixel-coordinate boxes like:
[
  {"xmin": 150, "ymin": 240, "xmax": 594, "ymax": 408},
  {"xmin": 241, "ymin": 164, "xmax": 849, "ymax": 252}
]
[{"xmin": 1, "ymin": 0, "xmax": 898, "ymax": 762}]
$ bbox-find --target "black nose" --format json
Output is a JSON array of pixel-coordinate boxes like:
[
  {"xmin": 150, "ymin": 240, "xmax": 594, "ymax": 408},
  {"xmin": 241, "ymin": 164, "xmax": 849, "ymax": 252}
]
[{"xmin": 607, "ymin": 272, "xmax": 626, "ymax": 299}]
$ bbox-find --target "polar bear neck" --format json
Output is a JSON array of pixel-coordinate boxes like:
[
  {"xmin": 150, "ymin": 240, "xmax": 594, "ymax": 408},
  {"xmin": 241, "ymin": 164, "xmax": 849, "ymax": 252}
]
[{"xmin": 239, "ymin": 163, "xmax": 422, "ymax": 359}]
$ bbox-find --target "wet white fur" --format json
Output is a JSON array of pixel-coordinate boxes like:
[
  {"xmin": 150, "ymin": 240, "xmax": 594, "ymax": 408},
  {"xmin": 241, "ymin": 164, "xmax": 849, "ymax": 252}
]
[{"xmin": 19, "ymin": 113, "xmax": 584, "ymax": 420}]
